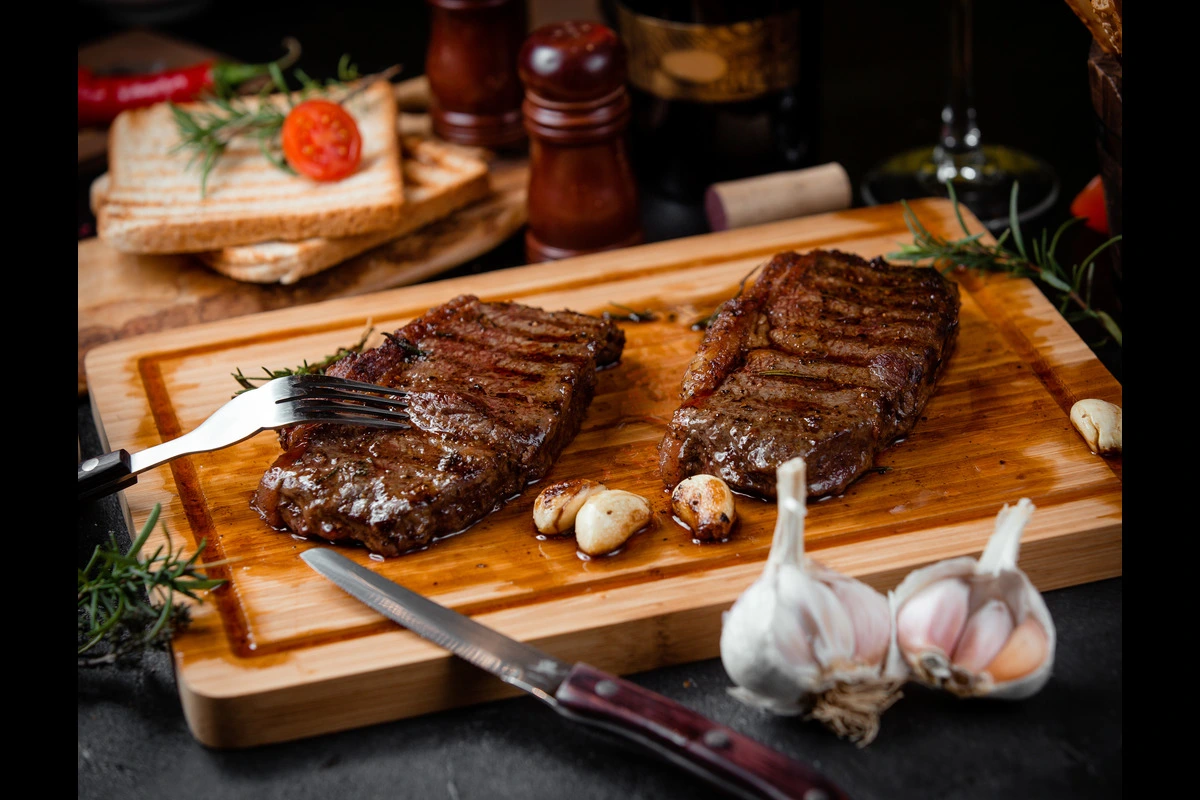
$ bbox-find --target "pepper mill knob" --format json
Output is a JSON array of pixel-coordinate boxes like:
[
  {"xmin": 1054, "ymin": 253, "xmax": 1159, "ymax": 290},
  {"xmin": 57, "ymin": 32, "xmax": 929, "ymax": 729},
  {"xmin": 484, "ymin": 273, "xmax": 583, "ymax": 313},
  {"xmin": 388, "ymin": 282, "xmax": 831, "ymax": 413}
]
[
  {"xmin": 519, "ymin": 20, "xmax": 643, "ymax": 263},
  {"xmin": 520, "ymin": 21, "xmax": 626, "ymax": 103}
]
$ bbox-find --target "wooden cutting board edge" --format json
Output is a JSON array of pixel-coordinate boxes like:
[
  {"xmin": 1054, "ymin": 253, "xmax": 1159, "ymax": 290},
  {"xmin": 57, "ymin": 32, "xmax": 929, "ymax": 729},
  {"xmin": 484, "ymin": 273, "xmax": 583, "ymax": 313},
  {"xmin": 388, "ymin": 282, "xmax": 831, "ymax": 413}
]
[
  {"xmin": 83, "ymin": 198, "xmax": 1123, "ymax": 748},
  {"xmin": 173, "ymin": 501, "xmax": 1120, "ymax": 748}
]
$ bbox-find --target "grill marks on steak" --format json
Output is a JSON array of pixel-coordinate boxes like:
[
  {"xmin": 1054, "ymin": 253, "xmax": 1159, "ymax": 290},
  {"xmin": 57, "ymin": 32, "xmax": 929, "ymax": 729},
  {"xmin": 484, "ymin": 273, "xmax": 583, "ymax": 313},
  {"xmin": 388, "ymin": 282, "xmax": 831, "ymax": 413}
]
[
  {"xmin": 252, "ymin": 295, "xmax": 625, "ymax": 556},
  {"xmin": 658, "ymin": 249, "xmax": 960, "ymax": 500}
]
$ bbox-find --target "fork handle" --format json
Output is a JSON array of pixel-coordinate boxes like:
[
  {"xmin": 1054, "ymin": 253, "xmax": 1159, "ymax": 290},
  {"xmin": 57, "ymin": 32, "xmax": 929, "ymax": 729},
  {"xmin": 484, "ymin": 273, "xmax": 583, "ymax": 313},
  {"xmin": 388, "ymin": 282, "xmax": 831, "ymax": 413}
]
[{"xmin": 79, "ymin": 450, "xmax": 138, "ymax": 503}]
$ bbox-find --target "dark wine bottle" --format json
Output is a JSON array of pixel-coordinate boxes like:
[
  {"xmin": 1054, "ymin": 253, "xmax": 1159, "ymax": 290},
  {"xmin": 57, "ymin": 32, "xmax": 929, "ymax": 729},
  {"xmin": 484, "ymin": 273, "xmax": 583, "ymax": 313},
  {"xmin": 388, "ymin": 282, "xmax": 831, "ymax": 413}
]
[{"xmin": 607, "ymin": 0, "xmax": 822, "ymax": 204}]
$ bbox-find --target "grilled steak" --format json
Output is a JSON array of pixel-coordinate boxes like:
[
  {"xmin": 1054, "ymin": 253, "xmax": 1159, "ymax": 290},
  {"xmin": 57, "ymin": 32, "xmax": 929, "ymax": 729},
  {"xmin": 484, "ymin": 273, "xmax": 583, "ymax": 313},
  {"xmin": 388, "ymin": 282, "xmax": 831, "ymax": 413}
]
[
  {"xmin": 252, "ymin": 294, "xmax": 625, "ymax": 556},
  {"xmin": 658, "ymin": 249, "xmax": 959, "ymax": 503}
]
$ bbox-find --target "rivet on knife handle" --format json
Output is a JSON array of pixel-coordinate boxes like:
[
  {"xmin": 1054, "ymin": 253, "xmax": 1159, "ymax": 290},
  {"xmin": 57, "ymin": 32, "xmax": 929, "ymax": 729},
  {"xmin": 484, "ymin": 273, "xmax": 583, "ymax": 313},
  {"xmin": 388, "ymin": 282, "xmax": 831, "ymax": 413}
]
[{"xmin": 554, "ymin": 663, "xmax": 850, "ymax": 800}]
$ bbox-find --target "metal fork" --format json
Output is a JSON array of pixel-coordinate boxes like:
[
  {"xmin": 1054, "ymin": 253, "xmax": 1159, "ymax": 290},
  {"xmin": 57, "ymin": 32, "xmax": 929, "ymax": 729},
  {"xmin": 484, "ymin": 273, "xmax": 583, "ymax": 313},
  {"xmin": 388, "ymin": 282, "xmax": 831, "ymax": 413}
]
[{"xmin": 79, "ymin": 374, "xmax": 410, "ymax": 503}]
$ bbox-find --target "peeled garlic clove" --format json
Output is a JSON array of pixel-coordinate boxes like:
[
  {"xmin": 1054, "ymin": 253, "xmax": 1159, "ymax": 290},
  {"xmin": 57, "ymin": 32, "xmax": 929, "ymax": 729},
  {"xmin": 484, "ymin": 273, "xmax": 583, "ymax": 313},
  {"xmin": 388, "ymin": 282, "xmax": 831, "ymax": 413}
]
[
  {"xmin": 533, "ymin": 479, "xmax": 607, "ymax": 535},
  {"xmin": 671, "ymin": 474, "xmax": 738, "ymax": 541},
  {"xmin": 1069, "ymin": 398, "xmax": 1122, "ymax": 455},
  {"xmin": 951, "ymin": 599, "xmax": 1014, "ymax": 673},
  {"xmin": 720, "ymin": 457, "xmax": 903, "ymax": 746},
  {"xmin": 574, "ymin": 490, "xmax": 652, "ymax": 556},
  {"xmin": 889, "ymin": 498, "xmax": 1056, "ymax": 700}
]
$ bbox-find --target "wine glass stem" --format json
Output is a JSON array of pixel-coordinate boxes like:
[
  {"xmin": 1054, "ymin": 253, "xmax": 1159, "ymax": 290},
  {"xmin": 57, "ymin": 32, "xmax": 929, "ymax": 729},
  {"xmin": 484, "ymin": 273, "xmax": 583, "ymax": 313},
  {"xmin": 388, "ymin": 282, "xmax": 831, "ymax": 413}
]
[{"xmin": 935, "ymin": 0, "xmax": 983, "ymax": 181}]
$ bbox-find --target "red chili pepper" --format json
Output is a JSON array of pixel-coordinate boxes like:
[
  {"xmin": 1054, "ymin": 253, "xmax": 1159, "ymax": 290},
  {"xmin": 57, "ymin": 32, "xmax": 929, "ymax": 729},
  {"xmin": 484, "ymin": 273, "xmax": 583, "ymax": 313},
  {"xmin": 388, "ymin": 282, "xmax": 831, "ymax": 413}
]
[
  {"xmin": 77, "ymin": 38, "xmax": 301, "ymax": 129},
  {"xmin": 77, "ymin": 62, "xmax": 215, "ymax": 127},
  {"xmin": 1069, "ymin": 174, "xmax": 1109, "ymax": 236}
]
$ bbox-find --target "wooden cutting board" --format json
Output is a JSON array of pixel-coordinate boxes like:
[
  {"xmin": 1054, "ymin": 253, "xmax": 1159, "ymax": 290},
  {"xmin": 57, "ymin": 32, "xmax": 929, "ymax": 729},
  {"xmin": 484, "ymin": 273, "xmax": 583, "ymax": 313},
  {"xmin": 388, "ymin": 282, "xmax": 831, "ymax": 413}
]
[{"xmin": 83, "ymin": 199, "xmax": 1122, "ymax": 749}]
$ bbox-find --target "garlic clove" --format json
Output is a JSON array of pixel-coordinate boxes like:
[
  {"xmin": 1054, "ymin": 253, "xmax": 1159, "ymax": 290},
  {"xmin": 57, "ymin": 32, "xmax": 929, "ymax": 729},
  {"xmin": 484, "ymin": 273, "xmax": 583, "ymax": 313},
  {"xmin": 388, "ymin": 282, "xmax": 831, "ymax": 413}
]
[
  {"xmin": 888, "ymin": 498, "xmax": 1056, "ymax": 700},
  {"xmin": 895, "ymin": 577, "xmax": 970, "ymax": 660},
  {"xmin": 819, "ymin": 569, "xmax": 893, "ymax": 668},
  {"xmin": 720, "ymin": 457, "xmax": 904, "ymax": 746},
  {"xmin": 532, "ymin": 479, "xmax": 608, "ymax": 535},
  {"xmin": 1069, "ymin": 398, "xmax": 1122, "ymax": 455},
  {"xmin": 671, "ymin": 474, "xmax": 738, "ymax": 541},
  {"xmin": 985, "ymin": 617, "xmax": 1049, "ymax": 684},
  {"xmin": 777, "ymin": 564, "xmax": 857, "ymax": 671},
  {"xmin": 951, "ymin": 599, "xmax": 1014, "ymax": 673}
]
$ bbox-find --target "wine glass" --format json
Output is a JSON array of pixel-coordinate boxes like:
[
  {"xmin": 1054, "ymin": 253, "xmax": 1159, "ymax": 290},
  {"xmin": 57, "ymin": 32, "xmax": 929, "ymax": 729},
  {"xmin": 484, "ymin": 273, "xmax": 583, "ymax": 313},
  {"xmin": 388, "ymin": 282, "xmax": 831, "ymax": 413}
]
[{"xmin": 860, "ymin": 0, "xmax": 1060, "ymax": 233}]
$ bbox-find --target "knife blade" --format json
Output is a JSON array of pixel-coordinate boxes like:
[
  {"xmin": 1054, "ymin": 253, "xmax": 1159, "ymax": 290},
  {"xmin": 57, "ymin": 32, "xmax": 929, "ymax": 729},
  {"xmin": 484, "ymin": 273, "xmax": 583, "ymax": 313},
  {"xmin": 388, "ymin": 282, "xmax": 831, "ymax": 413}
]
[{"xmin": 301, "ymin": 547, "xmax": 851, "ymax": 800}]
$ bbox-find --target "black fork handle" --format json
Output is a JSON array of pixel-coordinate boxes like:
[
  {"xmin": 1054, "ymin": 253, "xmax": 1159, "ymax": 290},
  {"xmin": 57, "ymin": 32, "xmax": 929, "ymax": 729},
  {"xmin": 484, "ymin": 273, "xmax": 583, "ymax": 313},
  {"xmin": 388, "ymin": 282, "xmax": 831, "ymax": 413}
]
[{"xmin": 79, "ymin": 450, "xmax": 138, "ymax": 503}]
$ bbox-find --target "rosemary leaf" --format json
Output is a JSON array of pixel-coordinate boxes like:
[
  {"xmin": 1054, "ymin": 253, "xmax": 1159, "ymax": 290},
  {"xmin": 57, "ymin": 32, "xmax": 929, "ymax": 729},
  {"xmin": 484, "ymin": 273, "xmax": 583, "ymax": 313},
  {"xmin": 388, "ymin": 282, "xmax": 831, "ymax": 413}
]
[
  {"xmin": 170, "ymin": 57, "xmax": 394, "ymax": 196},
  {"xmin": 78, "ymin": 503, "xmax": 227, "ymax": 667},
  {"xmin": 889, "ymin": 182, "xmax": 1122, "ymax": 348},
  {"xmin": 603, "ymin": 303, "xmax": 657, "ymax": 322},
  {"xmin": 232, "ymin": 325, "xmax": 376, "ymax": 394}
]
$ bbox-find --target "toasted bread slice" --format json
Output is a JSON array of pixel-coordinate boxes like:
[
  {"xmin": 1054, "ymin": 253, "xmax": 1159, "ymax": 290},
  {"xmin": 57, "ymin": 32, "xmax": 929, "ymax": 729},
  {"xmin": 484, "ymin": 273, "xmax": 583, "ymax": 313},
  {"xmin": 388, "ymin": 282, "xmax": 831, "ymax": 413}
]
[
  {"xmin": 196, "ymin": 136, "xmax": 491, "ymax": 283},
  {"xmin": 97, "ymin": 80, "xmax": 405, "ymax": 254},
  {"xmin": 90, "ymin": 136, "xmax": 492, "ymax": 285}
]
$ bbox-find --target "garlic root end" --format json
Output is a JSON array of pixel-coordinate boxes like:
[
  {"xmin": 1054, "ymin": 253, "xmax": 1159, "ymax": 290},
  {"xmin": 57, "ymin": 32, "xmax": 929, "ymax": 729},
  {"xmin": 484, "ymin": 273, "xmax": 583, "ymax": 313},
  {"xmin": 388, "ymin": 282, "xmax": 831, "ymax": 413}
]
[{"xmin": 805, "ymin": 678, "xmax": 905, "ymax": 748}]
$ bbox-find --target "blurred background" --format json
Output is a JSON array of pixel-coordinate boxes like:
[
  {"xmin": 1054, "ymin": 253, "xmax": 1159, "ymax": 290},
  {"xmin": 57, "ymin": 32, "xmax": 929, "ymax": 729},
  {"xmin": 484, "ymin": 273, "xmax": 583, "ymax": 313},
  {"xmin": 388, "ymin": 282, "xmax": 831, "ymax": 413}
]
[
  {"xmin": 77, "ymin": 0, "xmax": 1102, "ymax": 223},
  {"xmin": 78, "ymin": 0, "xmax": 1118, "ymax": 375}
]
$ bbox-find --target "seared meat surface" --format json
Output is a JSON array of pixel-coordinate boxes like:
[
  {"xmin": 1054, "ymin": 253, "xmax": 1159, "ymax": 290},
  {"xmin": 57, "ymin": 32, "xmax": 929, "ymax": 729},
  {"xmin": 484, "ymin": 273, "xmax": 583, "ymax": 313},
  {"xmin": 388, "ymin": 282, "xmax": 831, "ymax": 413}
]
[
  {"xmin": 658, "ymin": 249, "xmax": 960, "ymax": 499},
  {"xmin": 252, "ymin": 294, "xmax": 625, "ymax": 556}
]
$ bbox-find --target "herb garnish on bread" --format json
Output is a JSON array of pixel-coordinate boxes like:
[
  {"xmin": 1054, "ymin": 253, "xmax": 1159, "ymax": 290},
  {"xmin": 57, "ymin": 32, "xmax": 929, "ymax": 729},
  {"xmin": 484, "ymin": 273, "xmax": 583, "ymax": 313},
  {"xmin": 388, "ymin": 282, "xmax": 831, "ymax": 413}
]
[{"xmin": 97, "ymin": 79, "xmax": 405, "ymax": 255}]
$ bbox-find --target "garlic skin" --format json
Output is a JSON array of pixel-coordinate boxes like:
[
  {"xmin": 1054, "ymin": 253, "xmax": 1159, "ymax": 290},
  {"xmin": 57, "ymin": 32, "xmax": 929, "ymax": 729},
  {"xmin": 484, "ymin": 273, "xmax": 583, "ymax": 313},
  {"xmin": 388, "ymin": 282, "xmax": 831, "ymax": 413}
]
[
  {"xmin": 720, "ymin": 458, "xmax": 903, "ymax": 743},
  {"xmin": 887, "ymin": 498, "xmax": 1056, "ymax": 700}
]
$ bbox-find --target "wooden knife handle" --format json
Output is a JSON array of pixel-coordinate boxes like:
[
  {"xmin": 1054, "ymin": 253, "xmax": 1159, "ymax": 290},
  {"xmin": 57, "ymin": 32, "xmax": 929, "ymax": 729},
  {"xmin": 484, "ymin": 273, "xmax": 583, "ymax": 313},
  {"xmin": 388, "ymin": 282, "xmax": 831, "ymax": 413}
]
[
  {"xmin": 554, "ymin": 663, "xmax": 850, "ymax": 800},
  {"xmin": 79, "ymin": 449, "xmax": 137, "ymax": 503}
]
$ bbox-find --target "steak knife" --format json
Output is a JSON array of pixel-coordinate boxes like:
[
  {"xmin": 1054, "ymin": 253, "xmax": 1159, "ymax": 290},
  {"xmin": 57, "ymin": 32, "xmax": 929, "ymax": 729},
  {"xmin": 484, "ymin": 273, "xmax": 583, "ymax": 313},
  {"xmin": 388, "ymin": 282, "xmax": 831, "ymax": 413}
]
[{"xmin": 302, "ymin": 548, "xmax": 850, "ymax": 800}]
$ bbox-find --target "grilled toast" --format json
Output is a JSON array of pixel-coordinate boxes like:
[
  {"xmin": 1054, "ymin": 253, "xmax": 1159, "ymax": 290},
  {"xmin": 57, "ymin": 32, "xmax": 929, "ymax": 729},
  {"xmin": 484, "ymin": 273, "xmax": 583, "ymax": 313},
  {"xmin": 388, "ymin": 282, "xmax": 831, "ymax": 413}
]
[
  {"xmin": 196, "ymin": 136, "xmax": 490, "ymax": 284},
  {"xmin": 90, "ymin": 135, "xmax": 491, "ymax": 284},
  {"xmin": 97, "ymin": 80, "xmax": 406, "ymax": 254}
]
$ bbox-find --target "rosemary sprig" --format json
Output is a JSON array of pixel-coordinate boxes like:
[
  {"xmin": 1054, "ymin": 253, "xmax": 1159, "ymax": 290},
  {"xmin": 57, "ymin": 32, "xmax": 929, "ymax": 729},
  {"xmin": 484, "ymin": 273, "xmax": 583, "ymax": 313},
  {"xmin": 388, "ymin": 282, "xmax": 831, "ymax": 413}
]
[
  {"xmin": 232, "ymin": 325, "xmax": 375, "ymax": 394},
  {"xmin": 889, "ymin": 182, "xmax": 1122, "ymax": 347},
  {"xmin": 170, "ymin": 58, "xmax": 401, "ymax": 197},
  {"xmin": 78, "ymin": 503, "xmax": 227, "ymax": 667},
  {"xmin": 603, "ymin": 303, "xmax": 658, "ymax": 322},
  {"xmin": 382, "ymin": 331, "xmax": 429, "ymax": 358},
  {"xmin": 692, "ymin": 261, "xmax": 765, "ymax": 330}
]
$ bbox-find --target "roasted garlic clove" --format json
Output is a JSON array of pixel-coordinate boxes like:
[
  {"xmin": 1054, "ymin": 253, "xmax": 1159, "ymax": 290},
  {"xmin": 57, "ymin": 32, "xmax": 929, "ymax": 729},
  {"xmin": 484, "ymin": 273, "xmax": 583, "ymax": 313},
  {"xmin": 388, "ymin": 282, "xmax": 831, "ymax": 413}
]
[
  {"xmin": 533, "ymin": 479, "xmax": 608, "ymax": 535},
  {"xmin": 888, "ymin": 499, "xmax": 1056, "ymax": 700},
  {"xmin": 574, "ymin": 490, "xmax": 652, "ymax": 556},
  {"xmin": 671, "ymin": 474, "xmax": 738, "ymax": 541},
  {"xmin": 1070, "ymin": 398, "xmax": 1122, "ymax": 455}
]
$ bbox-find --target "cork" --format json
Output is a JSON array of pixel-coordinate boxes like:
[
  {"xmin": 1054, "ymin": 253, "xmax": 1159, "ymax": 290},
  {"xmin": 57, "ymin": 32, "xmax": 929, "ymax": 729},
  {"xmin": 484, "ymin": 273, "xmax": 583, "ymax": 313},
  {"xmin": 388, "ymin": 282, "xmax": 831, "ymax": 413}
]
[{"xmin": 705, "ymin": 163, "xmax": 853, "ymax": 231}]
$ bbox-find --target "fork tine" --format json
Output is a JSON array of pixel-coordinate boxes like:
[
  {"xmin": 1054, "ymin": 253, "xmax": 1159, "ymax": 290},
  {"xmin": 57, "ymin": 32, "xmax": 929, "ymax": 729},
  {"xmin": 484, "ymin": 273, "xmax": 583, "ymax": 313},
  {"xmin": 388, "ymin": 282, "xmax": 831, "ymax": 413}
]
[
  {"xmin": 290, "ymin": 386, "xmax": 409, "ymax": 412},
  {"xmin": 286, "ymin": 408, "xmax": 411, "ymax": 430},
  {"xmin": 287, "ymin": 400, "xmax": 411, "ymax": 424},
  {"xmin": 285, "ymin": 374, "xmax": 407, "ymax": 398}
]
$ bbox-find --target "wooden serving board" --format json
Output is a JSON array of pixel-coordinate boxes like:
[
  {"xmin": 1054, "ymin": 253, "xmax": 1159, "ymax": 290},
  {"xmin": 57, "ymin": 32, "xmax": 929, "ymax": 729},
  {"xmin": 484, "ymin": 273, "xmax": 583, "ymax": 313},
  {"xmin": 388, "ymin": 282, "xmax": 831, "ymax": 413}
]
[{"xmin": 84, "ymin": 199, "xmax": 1122, "ymax": 749}]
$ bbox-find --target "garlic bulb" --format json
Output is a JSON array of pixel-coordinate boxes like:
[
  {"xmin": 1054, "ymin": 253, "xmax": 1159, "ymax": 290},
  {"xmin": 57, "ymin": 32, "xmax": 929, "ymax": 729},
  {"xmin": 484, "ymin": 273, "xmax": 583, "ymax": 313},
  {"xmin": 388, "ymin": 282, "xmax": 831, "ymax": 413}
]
[
  {"xmin": 719, "ymin": 457, "xmax": 903, "ymax": 745},
  {"xmin": 888, "ymin": 498, "xmax": 1056, "ymax": 699}
]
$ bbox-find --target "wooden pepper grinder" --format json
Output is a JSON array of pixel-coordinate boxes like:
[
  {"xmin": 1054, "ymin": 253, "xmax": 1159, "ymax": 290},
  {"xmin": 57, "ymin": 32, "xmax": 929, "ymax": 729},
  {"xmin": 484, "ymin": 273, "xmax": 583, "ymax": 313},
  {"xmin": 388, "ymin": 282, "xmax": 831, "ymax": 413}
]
[
  {"xmin": 518, "ymin": 20, "xmax": 642, "ymax": 263},
  {"xmin": 425, "ymin": 0, "xmax": 527, "ymax": 149}
]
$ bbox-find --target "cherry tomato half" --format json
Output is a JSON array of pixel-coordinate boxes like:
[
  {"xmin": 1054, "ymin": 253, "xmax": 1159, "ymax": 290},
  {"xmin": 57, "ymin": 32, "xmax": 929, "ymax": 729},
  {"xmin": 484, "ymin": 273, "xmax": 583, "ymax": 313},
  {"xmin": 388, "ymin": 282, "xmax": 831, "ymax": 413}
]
[
  {"xmin": 281, "ymin": 99, "xmax": 363, "ymax": 182},
  {"xmin": 1069, "ymin": 174, "xmax": 1109, "ymax": 235}
]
